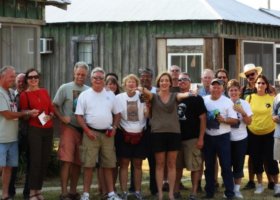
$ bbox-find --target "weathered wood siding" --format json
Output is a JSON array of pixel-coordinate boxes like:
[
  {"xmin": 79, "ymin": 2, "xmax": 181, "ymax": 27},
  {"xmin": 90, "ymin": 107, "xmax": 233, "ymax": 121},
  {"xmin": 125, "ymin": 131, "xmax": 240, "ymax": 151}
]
[
  {"xmin": 41, "ymin": 20, "xmax": 280, "ymax": 97},
  {"xmin": 0, "ymin": 0, "xmax": 44, "ymax": 21}
]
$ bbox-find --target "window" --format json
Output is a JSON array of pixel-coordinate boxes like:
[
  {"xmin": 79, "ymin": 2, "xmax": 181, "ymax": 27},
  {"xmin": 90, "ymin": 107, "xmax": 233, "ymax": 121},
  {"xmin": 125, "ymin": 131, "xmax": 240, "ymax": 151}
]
[
  {"xmin": 78, "ymin": 42, "xmax": 92, "ymax": 68},
  {"xmin": 71, "ymin": 35, "xmax": 97, "ymax": 71},
  {"xmin": 168, "ymin": 53, "xmax": 203, "ymax": 83},
  {"xmin": 0, "ymin": 25, "xmax": 39, "ymax": 73},
  {"xmin": 243, "ymin": 41, "xmax": 274, "ymax": 83},
  {"xmin": 167, "ymin": 39, "xmax": 204, "ymax": 83}
]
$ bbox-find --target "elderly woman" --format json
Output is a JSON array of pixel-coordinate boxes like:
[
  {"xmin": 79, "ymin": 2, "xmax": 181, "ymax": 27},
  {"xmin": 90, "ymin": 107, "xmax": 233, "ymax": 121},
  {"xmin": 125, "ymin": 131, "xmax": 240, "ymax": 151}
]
[
  {"xmin": 20, "ymin": 68, "xmax": 54, "ymax": 200},
  {"xmin": 141, "ymin": 72, "xmax": 192, "ymax": 200},
  {"xmin": 246, "ymin": 74, "xmax": 280, "ymax": 196},
  {"xmin": 115, "ymin": 74, "xmax": 148, "ymax": 200},
  {"xmin": 227, "ymin": 79, "xmax": 252, "ymax": 198}
]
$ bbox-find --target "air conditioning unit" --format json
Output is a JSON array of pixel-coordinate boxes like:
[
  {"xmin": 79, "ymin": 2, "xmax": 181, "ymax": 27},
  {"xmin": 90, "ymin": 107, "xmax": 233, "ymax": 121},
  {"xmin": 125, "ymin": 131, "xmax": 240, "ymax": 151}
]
[{"xmin": 40, "ymin": 38, "xmax": 53, "ymax": 54}]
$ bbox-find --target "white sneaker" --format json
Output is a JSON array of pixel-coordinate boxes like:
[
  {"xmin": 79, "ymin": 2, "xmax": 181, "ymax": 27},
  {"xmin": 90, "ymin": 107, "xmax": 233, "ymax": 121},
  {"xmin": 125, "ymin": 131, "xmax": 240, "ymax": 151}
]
[
  {"xmin": 254, "ymin": 184, "xmax": 264, "ymax": 194},
  {"xmin": 234, "ymin": 190, "xmax": 243, "ymax": 199},
  {"xmin": 274, "ymin": 184, "xmax": 280, "ymax": 195},
  {"xmin": 80, "ymin": 192, "xmax": 90, "ymax": 200},
  {"xmin": 107, "ymin": 193, "xmax": 122, "ymax": 200}
]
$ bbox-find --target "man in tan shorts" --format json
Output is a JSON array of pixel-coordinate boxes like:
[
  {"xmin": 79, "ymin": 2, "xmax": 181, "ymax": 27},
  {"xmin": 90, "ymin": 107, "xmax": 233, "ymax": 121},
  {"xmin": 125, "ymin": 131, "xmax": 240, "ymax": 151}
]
[{"xmin": 174, "ymin": 72, "xmax": 207, "ymax": 200}]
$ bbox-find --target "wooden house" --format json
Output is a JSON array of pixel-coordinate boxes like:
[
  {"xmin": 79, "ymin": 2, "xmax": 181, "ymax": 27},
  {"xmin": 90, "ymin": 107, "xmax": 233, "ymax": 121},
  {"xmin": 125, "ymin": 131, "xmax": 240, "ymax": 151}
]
[
  {"xmin": 42, "ymin": 0, "xmax": 280, "ymax": 96},
  {"xmin": 0, "ymin": 0, "xmax": 70, "ymax": 74}
]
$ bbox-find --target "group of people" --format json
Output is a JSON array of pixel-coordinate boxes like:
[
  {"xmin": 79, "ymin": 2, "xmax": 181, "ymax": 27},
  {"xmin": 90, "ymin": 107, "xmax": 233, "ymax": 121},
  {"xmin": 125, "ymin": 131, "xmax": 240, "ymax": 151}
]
[{"xmin": 0, "ymin": 62, "xmax": 280, "ymax": 200}]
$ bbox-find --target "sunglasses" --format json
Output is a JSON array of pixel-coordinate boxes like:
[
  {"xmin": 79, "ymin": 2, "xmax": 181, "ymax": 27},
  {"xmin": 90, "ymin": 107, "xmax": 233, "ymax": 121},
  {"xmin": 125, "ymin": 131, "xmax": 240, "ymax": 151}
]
[
  {"xmin": 217, "ymin": 76, "xmax": 227, "ymax": 79},
  {"xmin": 245, "ymin": 72, "xmax": 256, "ymax": 78},
  {"xmin": 178, "ymin": 77, "xmax": 191, "ymax": 82},
  {"xmin": 257, "ymin": 82, "xmax": 266, "ymax": 85},
  {"xmin": 27, "ymin": 75, "xmax": 39, "ymax": 80},
  {"xmin": 92, "ymin": 76, "xmax": 104, "ymax": 80}
]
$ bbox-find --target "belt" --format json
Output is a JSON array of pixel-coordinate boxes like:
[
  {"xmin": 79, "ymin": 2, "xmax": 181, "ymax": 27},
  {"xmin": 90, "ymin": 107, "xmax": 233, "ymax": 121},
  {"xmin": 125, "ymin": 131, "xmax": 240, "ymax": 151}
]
[{"xmin": 88, "ymin": 126, "xmax": 107, "ymax": 134}]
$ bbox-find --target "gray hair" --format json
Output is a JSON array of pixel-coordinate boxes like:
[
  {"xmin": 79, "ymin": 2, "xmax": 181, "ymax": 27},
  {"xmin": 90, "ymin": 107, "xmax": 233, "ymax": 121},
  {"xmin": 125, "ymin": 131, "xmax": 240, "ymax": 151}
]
[
  {"xmin": 139, "ymin": 67, "xmax": 154, "ymax": 77},
  {"xmin": 73, "ymin": 61, "xmax": 89, "ymax": 72},
  {"xmin": 168, "ymin": 65, "xmax": 181, "ymax": 73},
  {"xmin": 90, "ymin": 67, "xmax": 105, "ymax": 78},
  {"xmin": 0, "ymin": 66, "xmax": 15, "ymax": 76},
  {"xmin": 202, "ymin": 68, "xmax": 214, "ymax": 78}
]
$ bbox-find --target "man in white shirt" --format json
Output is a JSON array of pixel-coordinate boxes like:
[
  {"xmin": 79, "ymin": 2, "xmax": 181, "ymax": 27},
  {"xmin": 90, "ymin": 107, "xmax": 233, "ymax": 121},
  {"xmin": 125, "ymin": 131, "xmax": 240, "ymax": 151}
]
[
  {"xmin": 75, "ymin": 67, "xmax": 121, "ymax": 200},
  {"xmin": 203, "ymin": 78, "xmax": 238, "ymax": 200}
]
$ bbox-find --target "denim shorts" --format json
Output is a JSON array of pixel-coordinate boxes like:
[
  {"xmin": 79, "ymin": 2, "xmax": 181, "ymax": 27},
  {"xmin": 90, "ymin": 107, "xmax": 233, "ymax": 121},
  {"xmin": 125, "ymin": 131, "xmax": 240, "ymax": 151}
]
[{"xmin": 0, "ymin": 141, "xmax": 18, "ymax": 167}]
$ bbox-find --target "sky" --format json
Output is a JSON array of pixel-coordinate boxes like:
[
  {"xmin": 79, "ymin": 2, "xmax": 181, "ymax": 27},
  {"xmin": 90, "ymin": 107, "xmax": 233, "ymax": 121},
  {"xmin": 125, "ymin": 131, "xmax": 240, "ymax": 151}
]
[{"xmin": 237, "ymin": 0, "xmax": 280, "ymax": 10}]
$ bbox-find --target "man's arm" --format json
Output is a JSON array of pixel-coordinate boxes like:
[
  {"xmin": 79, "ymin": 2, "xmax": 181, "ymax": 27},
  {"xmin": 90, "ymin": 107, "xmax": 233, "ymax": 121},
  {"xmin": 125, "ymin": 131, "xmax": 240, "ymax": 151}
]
[
  {"xmin": 111, "ymin": 113, "xmax": 121, "ymax": 136},
  {"xmin": 0, "ymin": 109, "xmax": 38, "ymax": 120},
  {"xmin": 197, "ymin": 113, "xmax": 206, "ymax": 149},
  {"xmin": 53, "ymin": 103, "xmax": 71, "ymax": 124},
  {"xmin": 76, "ymin": 114, "xmax": 97, "ymax": 140}
]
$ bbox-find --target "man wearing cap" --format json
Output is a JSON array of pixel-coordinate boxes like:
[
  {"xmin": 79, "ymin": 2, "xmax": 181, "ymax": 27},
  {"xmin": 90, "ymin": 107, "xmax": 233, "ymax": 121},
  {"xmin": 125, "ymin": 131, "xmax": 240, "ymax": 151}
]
[
  {"xmin": 202, "ymin": 78, "xmax": 238, "ymax": 200},
  {"xmin": 174, "ymin": 72, "xmax": 207, "ymax": 200}
]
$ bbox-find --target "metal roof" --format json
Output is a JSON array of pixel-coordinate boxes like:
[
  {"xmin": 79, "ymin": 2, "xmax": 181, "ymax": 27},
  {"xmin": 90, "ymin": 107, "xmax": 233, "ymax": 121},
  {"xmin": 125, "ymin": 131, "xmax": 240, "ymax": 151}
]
[
  {"xmin": 260, "ymin": 8, "xmax": 280, "ymax": 19},
  {"xmin": 45, "ymin": 0, "xmax": 280, "ymax": 26}
]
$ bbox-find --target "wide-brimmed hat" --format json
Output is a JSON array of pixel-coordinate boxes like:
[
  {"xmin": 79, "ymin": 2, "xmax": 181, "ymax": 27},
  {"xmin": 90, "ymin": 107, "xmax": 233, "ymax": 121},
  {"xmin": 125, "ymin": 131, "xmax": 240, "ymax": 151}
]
[{"xmin": 239, "ymin": 63, "xmax": 262, "ymax": 78}]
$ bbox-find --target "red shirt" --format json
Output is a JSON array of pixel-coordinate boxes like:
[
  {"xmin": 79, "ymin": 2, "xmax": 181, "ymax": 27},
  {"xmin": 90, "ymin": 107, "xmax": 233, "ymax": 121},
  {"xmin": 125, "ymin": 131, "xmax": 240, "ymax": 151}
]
[{"xmin": 20, "ymin": 88, "xmax": 54, "ymax": 128}]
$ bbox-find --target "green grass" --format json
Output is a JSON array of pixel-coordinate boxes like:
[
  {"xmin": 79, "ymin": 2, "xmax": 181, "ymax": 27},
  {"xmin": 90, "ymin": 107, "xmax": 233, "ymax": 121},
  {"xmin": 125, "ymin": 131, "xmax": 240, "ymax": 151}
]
[{"xmin": 10, "ymin": 157, "xmax": 280, "ymax": 200}]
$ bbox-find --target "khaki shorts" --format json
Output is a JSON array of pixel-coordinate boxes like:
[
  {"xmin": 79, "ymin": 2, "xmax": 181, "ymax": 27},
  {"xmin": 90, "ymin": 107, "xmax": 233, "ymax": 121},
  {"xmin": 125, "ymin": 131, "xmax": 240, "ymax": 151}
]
[
  {"xmin": 274, "ymin": 138, "xmax": 280, "ymax": 161},
  {"xmin": 176, "ymin": 138, "xmax": 203, "ymax": 171},
  {"xmin": 80, "ymin": 131, "xmax": 116, "ymax": 168},
  {"xmin": 58, "ymin": 123, "xmax": 82, "ymax": 165}
]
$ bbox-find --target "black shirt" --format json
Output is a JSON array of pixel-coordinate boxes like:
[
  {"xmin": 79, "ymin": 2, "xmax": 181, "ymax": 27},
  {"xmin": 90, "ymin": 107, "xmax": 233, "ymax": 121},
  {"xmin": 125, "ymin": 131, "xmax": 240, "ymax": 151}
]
[{"xmin": 178, "ymin": 95, "xmax": 207, "ymax": 140}]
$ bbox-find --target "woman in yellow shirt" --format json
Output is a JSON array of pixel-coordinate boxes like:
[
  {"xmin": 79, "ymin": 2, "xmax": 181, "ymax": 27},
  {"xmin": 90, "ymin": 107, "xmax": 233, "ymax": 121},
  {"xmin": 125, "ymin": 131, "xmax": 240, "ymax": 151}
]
[{"xmin": 246, "ymin": 74, "xmax": 280, "ymax": 196}]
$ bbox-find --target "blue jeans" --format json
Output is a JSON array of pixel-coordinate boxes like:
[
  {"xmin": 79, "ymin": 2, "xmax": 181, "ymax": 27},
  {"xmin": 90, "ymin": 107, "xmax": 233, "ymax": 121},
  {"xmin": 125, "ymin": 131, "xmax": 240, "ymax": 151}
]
[{"xmin": 204, "ymin": 133, "xmax": 234, "ymax": 198}]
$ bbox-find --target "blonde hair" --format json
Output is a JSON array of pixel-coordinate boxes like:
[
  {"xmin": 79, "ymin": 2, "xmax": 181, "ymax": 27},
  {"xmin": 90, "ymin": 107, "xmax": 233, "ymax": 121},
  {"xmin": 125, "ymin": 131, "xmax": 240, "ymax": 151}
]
[{"xmin": 122, "ymin": 74, "xmax": 140, "ymax": 89}]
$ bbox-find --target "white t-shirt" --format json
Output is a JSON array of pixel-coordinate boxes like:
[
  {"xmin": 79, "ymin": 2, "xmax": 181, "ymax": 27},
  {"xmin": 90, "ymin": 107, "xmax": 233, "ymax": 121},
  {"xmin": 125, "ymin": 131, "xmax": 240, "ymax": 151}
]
[
  {"xmin": 75, "ymin": 88, "xmax": 121, "ymax": 129},
  {"xmin": 116, "ymin": 91, "xmax": 146, "ymax": 133},
  {"xmin": 203, "ymin": 95, "xmax": 237, "ymax": 136},
  {"xmin": 230, "ymin": 99, "xmax": 253, "ymax": 141}
]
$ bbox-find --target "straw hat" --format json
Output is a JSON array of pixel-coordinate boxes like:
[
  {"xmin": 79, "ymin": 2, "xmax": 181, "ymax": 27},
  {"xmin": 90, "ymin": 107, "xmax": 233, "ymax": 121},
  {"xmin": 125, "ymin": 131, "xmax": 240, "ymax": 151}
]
[{"xmin": 239, "ymin": 63, "xmax": 262, "ymax": 78}]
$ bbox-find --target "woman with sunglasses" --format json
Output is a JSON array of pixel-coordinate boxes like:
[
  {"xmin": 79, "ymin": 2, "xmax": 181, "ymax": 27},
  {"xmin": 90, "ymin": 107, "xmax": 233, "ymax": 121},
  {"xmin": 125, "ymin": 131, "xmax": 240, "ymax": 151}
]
[
  {"xmin": 20, "ymin": 68, "xmax": 54, "ymax": 200},
  {"xmin": 246, "ymin": 74, "xmax": 280, "ymax": 196}
]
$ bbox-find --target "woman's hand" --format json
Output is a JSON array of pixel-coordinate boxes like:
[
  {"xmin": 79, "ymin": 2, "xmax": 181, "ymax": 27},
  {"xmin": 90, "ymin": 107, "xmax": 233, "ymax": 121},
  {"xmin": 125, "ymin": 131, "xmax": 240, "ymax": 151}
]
[{"xmin": 233, "ymin": 104, "xmax": 245, "ymax": 115}]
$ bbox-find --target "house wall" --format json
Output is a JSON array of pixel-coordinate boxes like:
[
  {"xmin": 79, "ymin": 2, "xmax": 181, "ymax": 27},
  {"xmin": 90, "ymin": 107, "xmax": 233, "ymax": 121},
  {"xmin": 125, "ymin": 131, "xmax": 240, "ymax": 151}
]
[{"xmin": 41, "ymin": 20, "xmax": 280, "ymax": 96}]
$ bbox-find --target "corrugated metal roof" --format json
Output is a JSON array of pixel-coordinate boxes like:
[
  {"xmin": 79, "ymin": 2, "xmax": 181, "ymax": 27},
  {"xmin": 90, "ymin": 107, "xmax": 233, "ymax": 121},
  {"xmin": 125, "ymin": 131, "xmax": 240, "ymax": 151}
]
[
  {"xmin": 45, "ymin": 0, "xmax": 280, "ymax": 26},
  {"xmin": 260, "ymin": 8, "xmax": 280, "ymax": 19}
]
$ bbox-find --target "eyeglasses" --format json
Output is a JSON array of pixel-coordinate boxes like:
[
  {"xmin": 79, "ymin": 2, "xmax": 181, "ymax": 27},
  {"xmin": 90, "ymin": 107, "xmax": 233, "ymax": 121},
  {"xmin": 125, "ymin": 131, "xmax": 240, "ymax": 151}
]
[
  {"xmin": 257, "ymin": 82, "xmax": 266, "ymax": 85},
  {"xmin": 27, "ymin": 75, "xmax": 39, "ymax": 80},
  {"xmin": 245, "ymin": 72, "xmax": 256, "ymax": 78},
  {"xmin": 171, "ymin": 69, "xmax": 180, "ymax": 73},
  {"xmin": 217, "ymin": 76, "xmax": 227, "ymax": 79},
  {"xmin": 92, "ymin": 76, "xmax": 104, "ymax": 80},
  {"xmin": 178, "ymin": 77, "xmax": 191, "ymax": 82}
]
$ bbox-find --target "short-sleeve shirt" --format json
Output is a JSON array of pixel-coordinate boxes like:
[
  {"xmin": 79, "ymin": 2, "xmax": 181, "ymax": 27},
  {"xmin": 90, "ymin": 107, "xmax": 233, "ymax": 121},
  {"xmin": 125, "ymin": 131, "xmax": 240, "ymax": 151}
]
[
  {"xmin": 178, "ymin": 95, "xmax": 207, "ymax": 140},
  {"xmin": 0, "ymin": 87, "xmax": 18, "ymax": 143},
  {"xmin": 75, "ymin": 88, "xmax": 121, "ymax": 129},
  {"xmin": 53, "ymin": 82, "xmax": 89, "ymax": 127},
  {"xmin": 203, "ymin": 95, "xmax": 237, "ymax": 136},
  {"xmin": 246, "ymin": 93, "xmax": 275, "ymax": 135},
  {"xmin": 230, "ymin": 99, "xmax": 253, "ymax": 141},
  {"xmin": 150, "ymin": 92, "xmax": 180, "ymax": 133},
  {"xmin": 116, "ymin": 91, "xmax": 146, "ymax": 133}
]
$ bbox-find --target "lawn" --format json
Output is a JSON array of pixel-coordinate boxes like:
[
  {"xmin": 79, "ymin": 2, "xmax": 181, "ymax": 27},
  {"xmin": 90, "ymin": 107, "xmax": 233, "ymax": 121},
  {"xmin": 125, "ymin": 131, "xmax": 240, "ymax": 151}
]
[{"xmin": 10, "ymin": 157, "xmax": 280, "ymax": 200}]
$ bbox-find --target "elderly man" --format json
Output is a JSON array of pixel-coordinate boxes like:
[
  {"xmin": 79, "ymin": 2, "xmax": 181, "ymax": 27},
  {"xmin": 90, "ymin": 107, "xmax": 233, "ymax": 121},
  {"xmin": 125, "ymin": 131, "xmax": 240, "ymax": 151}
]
[
  {"xmin": 53, "ymin": 62, "xmax": 90, "ymax": 200},
  {"xmin": 174, "ymin": 72, "xmax": 207, "ymax": 200},
  {"xmin": 0, "ymin": 66, "xmax": 37, "ymax": 200},
  {"xmin": 75, "ymin": 67, "xmax": 121, "ymax": 200},
  {"xmin": 8, "ymin": 73, "xmax": 30, "ymax": 199},
  {"xmin": 203, "ymin": 78, "xmax": 238, "ymax": 200},
  {"xmin": 198, "ymin": 69, "xmax": 214, "ymax": 97},
  {"xmin": 168, "ymin": 65, "xmax": 181, "ymax": 92}
]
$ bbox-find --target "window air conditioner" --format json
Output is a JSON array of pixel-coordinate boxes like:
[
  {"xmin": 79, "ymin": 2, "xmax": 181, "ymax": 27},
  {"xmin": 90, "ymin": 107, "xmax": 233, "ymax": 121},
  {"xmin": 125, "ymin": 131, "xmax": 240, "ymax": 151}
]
[{"xmin": 40, "ymin": 38, "xmax": 53, "ymax": 54}]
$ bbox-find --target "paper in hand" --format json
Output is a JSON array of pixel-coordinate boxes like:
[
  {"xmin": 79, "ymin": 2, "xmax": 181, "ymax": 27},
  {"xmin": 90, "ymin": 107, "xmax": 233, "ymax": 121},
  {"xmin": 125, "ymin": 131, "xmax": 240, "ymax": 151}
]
[{"xmin": 38, "ymin": 111, "xmax": 47, "ymax": 126}]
